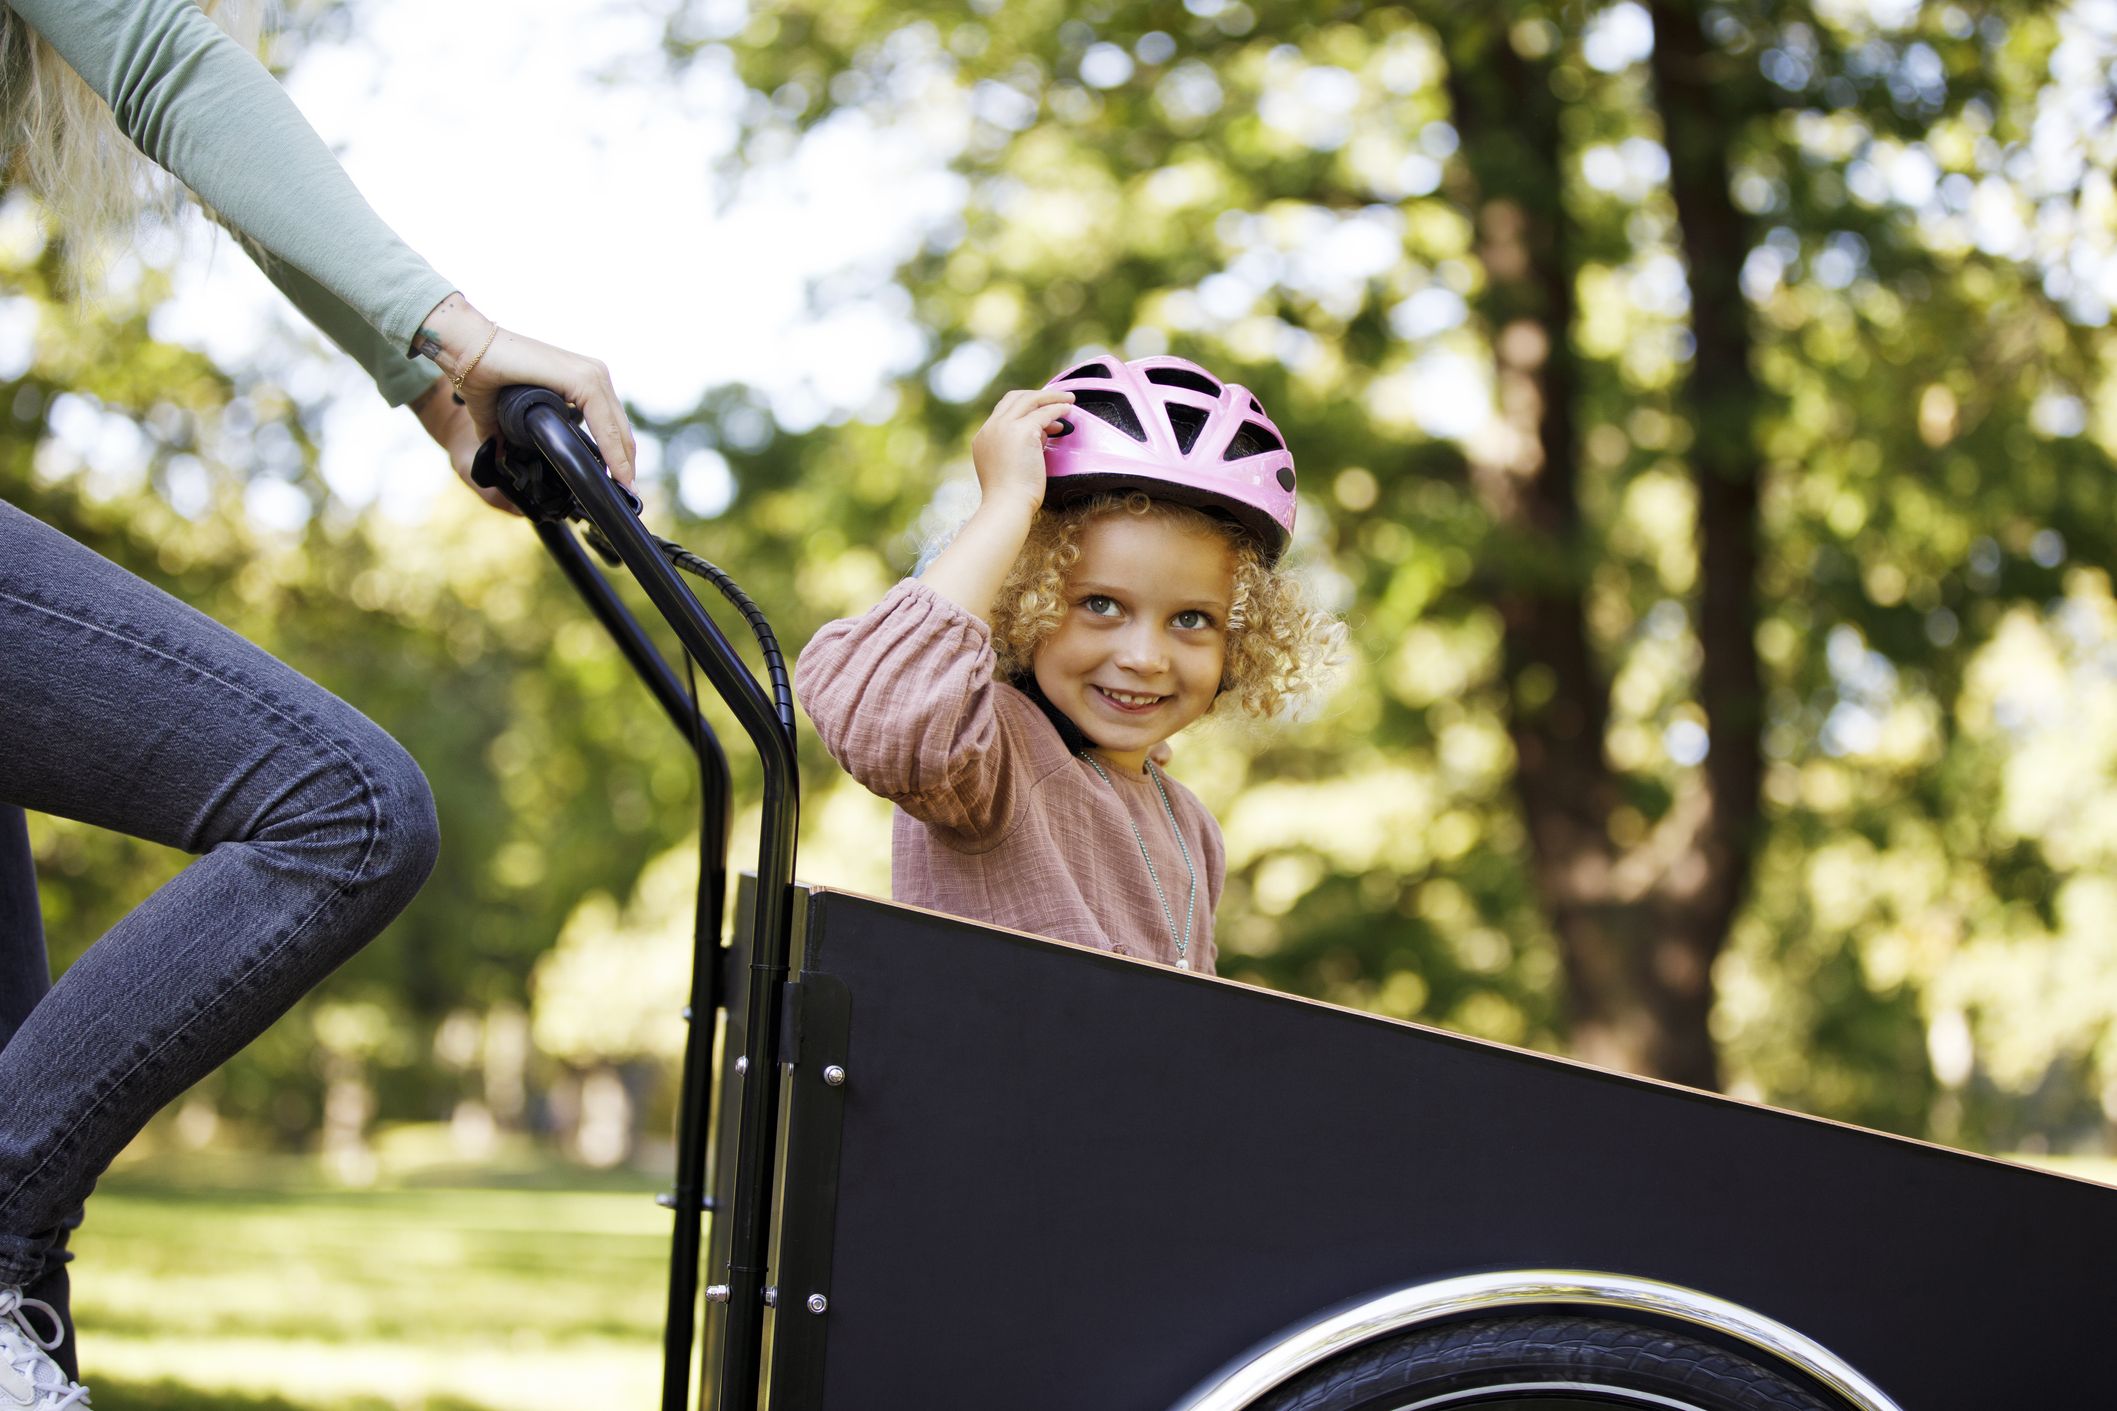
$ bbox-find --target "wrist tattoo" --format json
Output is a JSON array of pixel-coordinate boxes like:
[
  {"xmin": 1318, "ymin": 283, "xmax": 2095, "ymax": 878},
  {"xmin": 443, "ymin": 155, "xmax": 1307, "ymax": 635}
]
[{"xmin": 412, "ymin": 326, "xmax": 444, "ymax": 361}]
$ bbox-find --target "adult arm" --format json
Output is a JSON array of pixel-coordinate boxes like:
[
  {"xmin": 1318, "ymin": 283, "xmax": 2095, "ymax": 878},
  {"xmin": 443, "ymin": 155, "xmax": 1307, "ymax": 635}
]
[
  {"xmin": 15, "ymin": 0, "xmax": 638, "ymax": 481},
  {"xmin": 221, "ymin": 228, "xmax": 438, "ymax": 407},
  {"xmin": 17, "ymin": 0, "xmax": 451, "ymax": 354}
]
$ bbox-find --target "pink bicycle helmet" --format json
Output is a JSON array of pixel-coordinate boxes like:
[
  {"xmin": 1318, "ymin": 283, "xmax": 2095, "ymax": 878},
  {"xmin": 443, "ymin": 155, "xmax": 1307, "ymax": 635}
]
[{"xmin": 1040, "ymin": 355, "xmax": 1296, "ymax": 560}]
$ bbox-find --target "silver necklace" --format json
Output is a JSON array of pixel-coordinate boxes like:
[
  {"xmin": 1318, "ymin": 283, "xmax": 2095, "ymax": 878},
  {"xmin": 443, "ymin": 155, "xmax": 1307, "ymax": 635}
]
[{"xmin": 1081, "ymin": 752, "xmax": 1198, "ymax": 968}]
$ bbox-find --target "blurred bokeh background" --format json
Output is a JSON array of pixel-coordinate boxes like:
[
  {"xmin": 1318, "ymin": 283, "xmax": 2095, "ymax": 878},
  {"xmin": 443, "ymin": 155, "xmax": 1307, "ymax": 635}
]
[{"xmin": 8, "ymin": 0, "xmax": 2117, "ymax": 1403}]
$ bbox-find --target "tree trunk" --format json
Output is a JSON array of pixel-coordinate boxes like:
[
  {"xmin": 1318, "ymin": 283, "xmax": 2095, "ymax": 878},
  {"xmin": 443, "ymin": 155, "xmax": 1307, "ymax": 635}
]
[
  {"xmin": 1432, "ymin": 4, "xmax": 1764, "ymax": 1090},
  {"xmin": 1641, "ymin": 0, "xmax": 1768, "ymax": 1081}
]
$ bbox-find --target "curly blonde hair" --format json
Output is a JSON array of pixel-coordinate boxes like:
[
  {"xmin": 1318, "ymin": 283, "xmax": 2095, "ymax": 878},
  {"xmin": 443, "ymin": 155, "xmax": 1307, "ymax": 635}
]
[
  {"xmin": 988, "ymin": 493, "xmax": 1342, "ymax": 718},
  {"xmin": 1, "ymin": 0, "xmax": 264, "ymax": 269}
]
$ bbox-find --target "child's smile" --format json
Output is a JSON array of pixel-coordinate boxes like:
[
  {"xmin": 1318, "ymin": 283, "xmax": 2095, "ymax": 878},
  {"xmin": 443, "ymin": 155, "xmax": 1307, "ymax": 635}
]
[{"xmin": 1032, "ymin": 510, "xmax": 1237, "ymax": 773}]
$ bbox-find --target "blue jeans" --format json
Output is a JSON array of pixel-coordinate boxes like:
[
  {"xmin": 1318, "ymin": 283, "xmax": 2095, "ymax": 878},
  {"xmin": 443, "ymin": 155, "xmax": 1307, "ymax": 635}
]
[{"xmin": 0, "ymin": 501, "xmax": 439, "ymax": 1372}]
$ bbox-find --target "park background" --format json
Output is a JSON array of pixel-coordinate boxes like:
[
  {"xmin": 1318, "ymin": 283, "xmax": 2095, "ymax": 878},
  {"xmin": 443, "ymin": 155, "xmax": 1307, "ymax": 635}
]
[{"xmin": 7, "ymin": 0, "xmax": 2117, "ymax": 1404}]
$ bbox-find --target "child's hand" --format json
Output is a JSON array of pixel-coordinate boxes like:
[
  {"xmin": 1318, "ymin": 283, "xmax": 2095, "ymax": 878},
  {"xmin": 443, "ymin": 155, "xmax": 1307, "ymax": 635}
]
[
  {"xmin": 922, "ymin": 388, "xmax": 1073, "ymax": 620},
  {"xmin": 971, "ymin": 388, "xmax": 1074, "ymax": 511}
]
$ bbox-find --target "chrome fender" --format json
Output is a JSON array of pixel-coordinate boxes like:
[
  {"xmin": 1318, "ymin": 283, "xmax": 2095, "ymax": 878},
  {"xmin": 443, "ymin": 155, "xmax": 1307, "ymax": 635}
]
[{"xmin": 1168, "ymin": 1269, "xmax": 1904, "ymax": 1411}]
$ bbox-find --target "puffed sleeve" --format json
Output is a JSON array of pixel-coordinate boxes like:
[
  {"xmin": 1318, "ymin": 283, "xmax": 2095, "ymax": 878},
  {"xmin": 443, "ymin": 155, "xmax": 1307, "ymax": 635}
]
[{"xmin": 795, "ymin": 580, "xmax": 1026, "ymax": 842}]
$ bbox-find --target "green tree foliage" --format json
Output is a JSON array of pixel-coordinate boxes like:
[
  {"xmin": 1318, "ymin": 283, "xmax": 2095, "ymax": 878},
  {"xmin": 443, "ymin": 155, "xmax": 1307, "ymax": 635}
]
[
  {"xmin": 10, "ymin": 0, "xmax": 2117, "ymax": 1163},
  {"xmin": 0, "ymin": 192, "xmax": 699, "ymax": 1142},
  {"xmin": 647, "ymin": 0, "xmax": 2117, "ymax": 1149}
]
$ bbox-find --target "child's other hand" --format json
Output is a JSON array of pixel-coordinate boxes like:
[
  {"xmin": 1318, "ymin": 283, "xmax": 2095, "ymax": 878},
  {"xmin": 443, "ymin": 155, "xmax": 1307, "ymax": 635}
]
[{"xmin": 971, "ymin": 388, "xmax": 1074, "ymax": 511}]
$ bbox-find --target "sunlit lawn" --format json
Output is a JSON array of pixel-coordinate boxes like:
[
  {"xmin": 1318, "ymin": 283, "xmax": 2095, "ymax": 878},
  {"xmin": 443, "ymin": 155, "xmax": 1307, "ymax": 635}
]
[{"xmin": 69, "ymin": 1143, "xmax": 674, "ymax": 1410}]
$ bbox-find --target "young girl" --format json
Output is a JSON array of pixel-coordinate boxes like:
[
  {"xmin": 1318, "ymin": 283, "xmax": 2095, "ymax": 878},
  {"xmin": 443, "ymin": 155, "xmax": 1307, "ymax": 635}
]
[{"xmin": 797, "ymin": 356, "xmax": 1340, "ymax": 974}]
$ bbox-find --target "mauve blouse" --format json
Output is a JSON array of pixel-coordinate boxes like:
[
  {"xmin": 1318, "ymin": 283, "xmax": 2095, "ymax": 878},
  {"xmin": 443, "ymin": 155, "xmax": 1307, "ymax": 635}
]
[{"xmin": 795, "ymin": 580, "xmax": 1224, "ymax": 973}]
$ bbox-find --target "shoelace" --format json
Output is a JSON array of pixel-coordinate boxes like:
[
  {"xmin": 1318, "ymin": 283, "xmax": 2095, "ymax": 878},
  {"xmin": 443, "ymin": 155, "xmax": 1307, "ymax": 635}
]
[{"xmin": 0, "ymin": 1288, "xmax": 89, "ymax": 1409}]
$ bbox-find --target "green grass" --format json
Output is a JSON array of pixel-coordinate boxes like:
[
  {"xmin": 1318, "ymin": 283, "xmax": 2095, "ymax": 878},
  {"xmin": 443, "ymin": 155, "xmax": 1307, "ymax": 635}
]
[{"xmin": 68, "ymin": 1148, "xmax": 676, "ymax": 1410}]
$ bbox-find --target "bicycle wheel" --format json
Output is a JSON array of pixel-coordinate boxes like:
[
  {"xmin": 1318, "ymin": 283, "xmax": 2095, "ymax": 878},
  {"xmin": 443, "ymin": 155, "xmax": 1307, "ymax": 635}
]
[{"xmin": 1246, "ymin": 1313, "xmax": 1851, "ymax": 1411}]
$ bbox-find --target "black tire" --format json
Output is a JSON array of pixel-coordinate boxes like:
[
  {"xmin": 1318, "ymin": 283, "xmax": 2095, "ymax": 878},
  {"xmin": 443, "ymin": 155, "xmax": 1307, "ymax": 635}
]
[{"xmin": 1246, "ymin": 1313, "xmax": 1851, "ymax": 1411}]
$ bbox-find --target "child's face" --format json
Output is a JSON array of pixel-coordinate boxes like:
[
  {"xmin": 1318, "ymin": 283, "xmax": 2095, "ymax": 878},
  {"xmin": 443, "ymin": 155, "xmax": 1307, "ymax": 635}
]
[{"xmin": 1032, "ymin": 509, "xmax": 1237, "ymax": 772}]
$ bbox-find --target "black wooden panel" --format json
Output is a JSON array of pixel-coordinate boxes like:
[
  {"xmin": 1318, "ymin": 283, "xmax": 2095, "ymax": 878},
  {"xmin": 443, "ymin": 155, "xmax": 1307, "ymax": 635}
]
[{"xmin": 779, "ymin": 887, "xmax": 2117, "ymax": 1411}]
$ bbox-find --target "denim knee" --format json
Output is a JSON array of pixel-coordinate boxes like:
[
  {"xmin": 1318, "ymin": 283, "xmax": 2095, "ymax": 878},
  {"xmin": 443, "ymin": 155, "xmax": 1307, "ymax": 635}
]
[
  {"xmin": 343, "ymin": 725, "xmax": 441, "ymax": 919},
  {"xmin": 245, "ymin": 715, "xmax": 440, "ymax": 950}
]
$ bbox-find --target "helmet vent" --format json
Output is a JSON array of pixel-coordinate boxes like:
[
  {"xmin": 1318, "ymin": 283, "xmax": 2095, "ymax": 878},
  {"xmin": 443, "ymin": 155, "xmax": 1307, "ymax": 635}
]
[
  {"xmin": 1250, "ymin": 397, "xmax": 1263, "ymax": 413},
  {"xmin": 1223, "ymin": 421, "xmax": 1284, "ymax": 460},
  {"xmin": 1060, "ymin": 363, "xmax": 1113, "ymax": 381},
  {"xmin": 1165, "ymin": 404, "xmax": 1209, "ymax": 454},
  {"xmin": 1073, "ymin": 390, "xmax": 1148, "ymax": 442},
  {"xmin": 1146, "ymin": 367, "xmax": 1222, "ymax": 396}
]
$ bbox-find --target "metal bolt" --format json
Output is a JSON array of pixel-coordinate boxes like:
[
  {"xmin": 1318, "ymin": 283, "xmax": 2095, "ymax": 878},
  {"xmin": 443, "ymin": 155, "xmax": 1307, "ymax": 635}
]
[
  {"xmin": 822, "ymin": 1064, "xmax": 847, "ymax": 1087},
  {"xmin": 734, "ymin": 1056, "xmax": 748, "ymax": 1075},
  {"xmin": 763, "ymin": 1286, "xmax": 778, "ymax": 1307},
  {"xmin": 705, "ymin": 1284, "xmax": 731, "ymax": 1305},
  {"xmin": 806, "ymin": 1293, "xmax": 829, "ymax": 1315},
  {"xmin": 681, "ymin": 1005, "xmax": 693, "ymax": 1022}
]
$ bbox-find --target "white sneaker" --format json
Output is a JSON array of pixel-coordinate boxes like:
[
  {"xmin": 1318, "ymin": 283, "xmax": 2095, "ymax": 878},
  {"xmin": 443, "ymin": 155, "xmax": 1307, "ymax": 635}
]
[{"xmin": 0, "ymin": 1288, "xmax": 88, "ymax": 1409}]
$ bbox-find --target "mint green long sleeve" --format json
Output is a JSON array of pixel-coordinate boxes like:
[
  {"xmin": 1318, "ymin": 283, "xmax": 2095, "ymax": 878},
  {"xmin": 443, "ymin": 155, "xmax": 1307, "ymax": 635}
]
[
  {"xmin": 9, "ymin": 0, "xmax": 457, "ymax": 405},
  {"xmin": 221, "ymin": 226, "xmax": 442, "ymax": 406}
]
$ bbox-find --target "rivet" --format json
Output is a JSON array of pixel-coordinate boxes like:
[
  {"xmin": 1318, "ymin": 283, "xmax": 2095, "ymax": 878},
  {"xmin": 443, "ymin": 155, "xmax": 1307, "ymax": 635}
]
[
  {"xmin": 734, "ymin": 1056, "xmax": 748, "ymax": 1075},
  {"xmin": 806, "ymin": 1293, "xmax": 829, "ymax": 1315},
  {"xmin": 822, "ymin": 1064, "xmax": 847, "ymax": 1087},
  {"xmin": 705, "ymin": 1284, "xmax": 731, "ymax": 1304},
  {"xmin": 763, "ymin": 1286, "xmax": 778, "ymax": 1307}
]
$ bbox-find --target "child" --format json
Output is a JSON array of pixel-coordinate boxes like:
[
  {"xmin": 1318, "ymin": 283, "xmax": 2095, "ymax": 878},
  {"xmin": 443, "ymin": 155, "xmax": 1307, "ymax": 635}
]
[{"xmin": 796, "ymin": 356, "xmax": 1340, "ymax": 973}]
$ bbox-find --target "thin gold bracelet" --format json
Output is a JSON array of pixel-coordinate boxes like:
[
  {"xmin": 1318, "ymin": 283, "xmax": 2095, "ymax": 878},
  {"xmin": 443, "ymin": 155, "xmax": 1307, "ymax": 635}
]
[{"xmin": 450, "ymin": 321, "xmax": 500, "ymax": 393}]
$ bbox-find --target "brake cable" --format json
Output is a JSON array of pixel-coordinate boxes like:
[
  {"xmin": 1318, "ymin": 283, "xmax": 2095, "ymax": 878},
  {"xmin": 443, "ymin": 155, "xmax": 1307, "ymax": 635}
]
[
  {"xmin": 650, "ymin": 533, "xmax": 794, "ymax": 737},
  {"xmin": 474, "ymin": 428, "xmax": 794, "ymax": 739}
]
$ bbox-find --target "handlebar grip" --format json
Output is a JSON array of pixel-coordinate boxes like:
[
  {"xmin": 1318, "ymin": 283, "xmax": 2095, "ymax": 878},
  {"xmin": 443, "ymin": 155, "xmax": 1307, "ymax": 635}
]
[
  {"xmin": 496, "ymin": 384, "xmax": 571, "ymax": 446},
  {"xmin": 481, "ymin": 384, "xmax": 642, "ymax": 522}
]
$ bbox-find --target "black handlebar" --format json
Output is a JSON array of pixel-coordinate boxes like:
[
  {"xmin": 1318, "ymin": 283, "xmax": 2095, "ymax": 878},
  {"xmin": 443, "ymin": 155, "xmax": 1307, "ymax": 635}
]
[
  {"xmin": 490, "ymin": 384, "xmax": 799, "ymax": 1411},
  {"xmin": 474, "ymin": 386, "xmax": 643, "ymax": 523}
]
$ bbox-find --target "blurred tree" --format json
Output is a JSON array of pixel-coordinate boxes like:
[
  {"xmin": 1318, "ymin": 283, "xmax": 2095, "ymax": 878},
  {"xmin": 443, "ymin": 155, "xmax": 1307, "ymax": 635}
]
[
  {"xmin": 1433, "ymin": 2, "xmax": 1757, "ymax": 1087},
  {"xmin": 0, "ymin": 242, "xmax": 695, "ymax": 1141},
  {"xmin": 0, "ymin": 0, "xmax": 699, "ymax": 1142},
  {"xmin": 9, "ymin": 0, "xmax": 2117, "ymax": 1162},
  {"xmin": 655, "ymin": 0, "xmax": 2117, "ymax": 1141}
]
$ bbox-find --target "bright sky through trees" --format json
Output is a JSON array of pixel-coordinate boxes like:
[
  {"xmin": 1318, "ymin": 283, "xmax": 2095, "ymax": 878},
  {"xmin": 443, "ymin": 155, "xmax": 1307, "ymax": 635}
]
[
  {"xmin": 141, "ymin": 0, "xmax": 945, "ymax": 521},
  {"xmin": 119, "ymin": 0, "xmax": 1549, "ymax": 527}
]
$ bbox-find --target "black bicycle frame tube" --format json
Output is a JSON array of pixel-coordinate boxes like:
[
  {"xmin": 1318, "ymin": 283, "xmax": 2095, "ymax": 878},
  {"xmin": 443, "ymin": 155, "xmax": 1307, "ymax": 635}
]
[
  {"xmin": 504, "ymin": 394, "xmax": 798, "ymax": 1411},
  {"xmin": 534, "ymin": 521, "xmax": 719, "ymax": 740},
  {"xmin": 530, "ymin": 523, "xmax": 737, "ymax": 1407}
]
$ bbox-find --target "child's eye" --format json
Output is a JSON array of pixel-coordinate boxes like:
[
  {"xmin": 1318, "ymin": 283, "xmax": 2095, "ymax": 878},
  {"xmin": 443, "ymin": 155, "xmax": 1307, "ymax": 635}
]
[
  {"xmin": 1172, "ymin": 609, "xmax": 1216, "ymax": 630},
  {"xmin": 1082, "ymin": 595, "xmax": 1121, "ymax": 617}
]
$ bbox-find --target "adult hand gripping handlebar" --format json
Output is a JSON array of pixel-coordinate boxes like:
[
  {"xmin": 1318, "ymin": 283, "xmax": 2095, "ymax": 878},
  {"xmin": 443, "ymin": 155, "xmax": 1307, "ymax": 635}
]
[{"xmin": 485, "ymin": 384, "xmax": 798, "ymax": 1411}]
